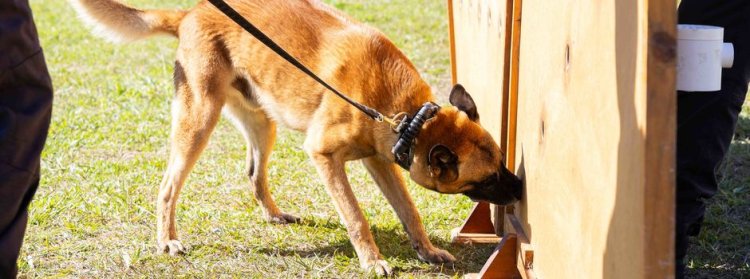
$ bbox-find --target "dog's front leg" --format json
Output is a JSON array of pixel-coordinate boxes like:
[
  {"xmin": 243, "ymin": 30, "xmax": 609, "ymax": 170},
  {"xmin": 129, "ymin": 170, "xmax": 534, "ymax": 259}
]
[
  {"xmin": 307, "ymin": 151, "xmax": 392, "ymax": 276},
  {"xmin": 362, "ymin": 156, "xmax": 456, "ymax": 264}
]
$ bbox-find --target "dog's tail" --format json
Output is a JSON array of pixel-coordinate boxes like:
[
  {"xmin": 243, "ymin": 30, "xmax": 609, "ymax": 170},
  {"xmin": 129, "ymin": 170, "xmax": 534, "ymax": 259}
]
[{"xmin": 70, "ymin": 0, "xmax": 187, "ymax": 42}]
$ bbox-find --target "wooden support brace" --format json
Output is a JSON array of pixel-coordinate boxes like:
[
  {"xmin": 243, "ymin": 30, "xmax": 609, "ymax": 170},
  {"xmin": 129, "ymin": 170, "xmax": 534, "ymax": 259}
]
[
  {"xmin": 466, "ymin": 214, "xmax": 535, "ymax": 279},
  {"xmin": 504, "ymin": 214, "xmax": 535, "ymax": 279},
  {"xmin": 465, "ymin": 234, "xmax": 520, "ymax": 279},
  {"xmin": 451, "ymin": 202, "xmax": 501, "ymax": 244}
]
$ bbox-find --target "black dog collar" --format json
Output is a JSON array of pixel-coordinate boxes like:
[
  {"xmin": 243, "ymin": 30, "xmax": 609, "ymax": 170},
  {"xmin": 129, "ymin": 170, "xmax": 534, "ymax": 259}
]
[{"xmin": 391, "ymin": 102, "xmax": 441, "ymax": 170}]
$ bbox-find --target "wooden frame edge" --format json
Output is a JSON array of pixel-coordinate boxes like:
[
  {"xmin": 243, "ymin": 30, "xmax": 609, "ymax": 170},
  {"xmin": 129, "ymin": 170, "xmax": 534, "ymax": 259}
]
[{"xmin": 644, "ymin": 0, "xmax": 676, "ymax": 277}]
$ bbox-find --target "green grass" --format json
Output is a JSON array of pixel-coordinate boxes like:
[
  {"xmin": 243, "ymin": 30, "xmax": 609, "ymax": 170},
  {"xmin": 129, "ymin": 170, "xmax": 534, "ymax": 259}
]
[
  {"xmin": 20, "ymin": 0, "xmax": 486, "ymax": 278},
  {"xmin": 19, "ymin": 0, "xmax": 750, "ymax": 278},
  {"xmin": 686, "ymin": 104, "xmax": 750, "ymax": 278}
]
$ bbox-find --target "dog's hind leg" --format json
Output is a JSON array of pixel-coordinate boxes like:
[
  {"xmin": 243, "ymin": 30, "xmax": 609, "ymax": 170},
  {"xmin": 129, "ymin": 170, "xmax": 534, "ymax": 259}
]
[
  {"xmin": 362, "ymin": 156, "xmax": 456, "ymax": 264},
  {"xmin": 223, "ymin": 90, "xmax": 299, "ymax": 224},
  {"xmin": 156, "ymin": 55, "xmax": 228, "ymax": 255}
]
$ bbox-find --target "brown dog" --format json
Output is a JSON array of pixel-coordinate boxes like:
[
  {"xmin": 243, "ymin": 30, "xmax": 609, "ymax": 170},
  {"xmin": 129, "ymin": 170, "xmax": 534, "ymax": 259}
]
[{"xmin": 70, "ymin": 0, "xmax": 522, "ymax": 275}]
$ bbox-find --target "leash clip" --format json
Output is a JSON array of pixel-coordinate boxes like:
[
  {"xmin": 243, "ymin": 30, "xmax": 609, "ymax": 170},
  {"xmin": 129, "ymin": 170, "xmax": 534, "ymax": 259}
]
[{"xmin": 389, "ymin": 112, "xmax": 410, "ymax": 133}]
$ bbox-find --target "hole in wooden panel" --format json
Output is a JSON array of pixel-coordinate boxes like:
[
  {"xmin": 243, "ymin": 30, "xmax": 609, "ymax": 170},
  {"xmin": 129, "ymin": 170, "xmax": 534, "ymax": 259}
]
[
  {"xmin": 487, "ymin": 7, "xmax": 492, "ymax": 27},
  {"xmin": 565, "ymin": 44, "xmax": 571, "ymax": 71},
  {"xmin": 540, "ymin": 120, "xmax": 545, "ymax": 142}
]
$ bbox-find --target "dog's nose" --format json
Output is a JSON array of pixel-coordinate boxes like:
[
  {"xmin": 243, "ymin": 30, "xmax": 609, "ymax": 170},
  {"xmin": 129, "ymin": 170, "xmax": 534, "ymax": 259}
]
[
  {"xmin": 506, "ymin": 173, "xmax": 523, "ymax": 201},
  {"xmin": 461, "ymin": 171, "xmax": 523, "ymax": 205}
]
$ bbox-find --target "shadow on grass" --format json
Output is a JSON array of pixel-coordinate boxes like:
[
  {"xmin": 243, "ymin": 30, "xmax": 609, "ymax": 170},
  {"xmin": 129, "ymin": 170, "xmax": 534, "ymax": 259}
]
[
  {"xmin": 298, "ymin": 215, "xmax": 347, "ymax": 231},
  {"xmin": 247, "ymin": 216, "xmax": 493, "ymax": 276},
  {"xmin": 686, "ymin": 266, "xmax": 748, "ymax": 279}
]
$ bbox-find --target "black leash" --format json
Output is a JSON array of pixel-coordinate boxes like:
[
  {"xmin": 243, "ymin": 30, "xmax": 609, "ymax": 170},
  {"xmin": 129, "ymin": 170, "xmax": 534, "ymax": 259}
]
[{"xmin": 207, "ymin": 0, "xmax": 440, "ymax": 169}]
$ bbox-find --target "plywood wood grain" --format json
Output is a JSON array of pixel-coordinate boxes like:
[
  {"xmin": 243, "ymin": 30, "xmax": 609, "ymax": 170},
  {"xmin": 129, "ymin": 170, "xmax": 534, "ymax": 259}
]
[
  {"xmin": 511, "ymin": 0, "xmax": 675, "ymax": 278},
  {"xmin": 644, "ymin": 0, "xmax": 677, "ymax": 277},
  {"xmin": 449, "ymin": 0, "xmax": 675, "ymax": 277},
  {"xmin": 450, "ymin": 0, "xmax": 507, "ymax": 143}
]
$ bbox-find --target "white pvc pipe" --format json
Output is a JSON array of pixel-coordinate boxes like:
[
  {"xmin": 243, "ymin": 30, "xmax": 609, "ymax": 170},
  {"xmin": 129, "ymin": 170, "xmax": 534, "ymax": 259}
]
[
  {"xmin": 676, "ymin": 24, "xmax": 734, "ymax": 92},
  {"xmin": 722, "ymin": 43, "xmax": 734, "ymax": 68}
]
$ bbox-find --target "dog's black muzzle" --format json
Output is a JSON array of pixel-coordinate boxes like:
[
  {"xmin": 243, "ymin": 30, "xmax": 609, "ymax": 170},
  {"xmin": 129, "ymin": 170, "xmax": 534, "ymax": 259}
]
[{"xmin": 462, "ymin": 166, "xmax": 523, "ymax": 205}]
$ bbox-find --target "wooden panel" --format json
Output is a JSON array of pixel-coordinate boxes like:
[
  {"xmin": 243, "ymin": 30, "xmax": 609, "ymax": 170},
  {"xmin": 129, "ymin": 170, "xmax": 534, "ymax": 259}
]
[
  {"xmin": 510, "ymin": 0, "xmax": 675, "ymax": 278},
  {"xmin": 449, "ymin": 0, "xmax": 674, "ymax": 277},
  {"xmin": 450, "ymin": 0, "xmax": 507, "ymax": 143}
]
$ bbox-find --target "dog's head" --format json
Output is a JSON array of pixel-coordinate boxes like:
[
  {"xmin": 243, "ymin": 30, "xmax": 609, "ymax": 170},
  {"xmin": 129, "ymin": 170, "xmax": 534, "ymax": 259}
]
[{"xmin": 408, "ymin": 84, "xmax": 523, "ymax": 205}]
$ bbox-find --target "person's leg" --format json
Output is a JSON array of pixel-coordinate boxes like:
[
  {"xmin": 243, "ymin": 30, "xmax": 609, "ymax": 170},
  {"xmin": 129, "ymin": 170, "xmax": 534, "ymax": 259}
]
[
  {"xmin": 0, "ymin": 0, "xmax": 53, "ymax": 277},
  {"xmin": 675, "ymin": 83, "xmax": 747, "ymax": 278},
  {"xmin": 676, "ymin": 1, "xmax": 750, "ymax": 278}
]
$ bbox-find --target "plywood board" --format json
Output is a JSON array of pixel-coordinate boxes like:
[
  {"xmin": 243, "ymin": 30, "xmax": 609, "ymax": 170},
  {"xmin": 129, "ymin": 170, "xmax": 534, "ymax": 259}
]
[
  {"xmin": 450, "ymin": 0, "xmax": 507, "ymax": 143},
  {"xmin": 511, "ymin": 0, "xmax": 675, "ymax": 278},
  {"xmin": 449, "ymin": 0, "xmax": 674, "ymax": 277}
]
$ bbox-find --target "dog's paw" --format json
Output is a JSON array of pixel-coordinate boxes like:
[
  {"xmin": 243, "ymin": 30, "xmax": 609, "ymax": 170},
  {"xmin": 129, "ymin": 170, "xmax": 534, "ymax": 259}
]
[
  {"xmin": 362, "ymin": 259, "xmax": 393, "ymax": 277},
  {"xmin": 266, "ymin": 212, "xmax": 301, "ymax": 224},
  {"xmin": 158, "ymin": 240, "xmax": 186, "ymax": 256},
  {"xmin": 417, "ymin": 246, "xmax": 456, "ymax": 264}
]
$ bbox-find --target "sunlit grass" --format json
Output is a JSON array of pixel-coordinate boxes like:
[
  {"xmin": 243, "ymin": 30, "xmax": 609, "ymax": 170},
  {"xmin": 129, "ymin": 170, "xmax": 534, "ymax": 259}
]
[{"xmin": 20, "ymin": 0, "xmax": 486, "ymax": 278}]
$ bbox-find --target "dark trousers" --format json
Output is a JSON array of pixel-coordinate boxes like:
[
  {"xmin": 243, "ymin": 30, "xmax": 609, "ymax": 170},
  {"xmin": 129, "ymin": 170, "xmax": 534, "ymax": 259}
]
[
  {"xmin": 677, "ymin": 1, "xmax": 750, "ymax": 278},
  {"xmin": 0, "ymin": 0, "xmax": 53, "ymax": 277}
]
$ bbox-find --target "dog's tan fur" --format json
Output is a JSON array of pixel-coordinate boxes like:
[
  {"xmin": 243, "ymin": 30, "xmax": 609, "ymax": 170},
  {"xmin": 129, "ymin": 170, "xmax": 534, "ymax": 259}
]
[{"xmin": 71, "ymin": 0, "xmax": 513, "ymax": 275}]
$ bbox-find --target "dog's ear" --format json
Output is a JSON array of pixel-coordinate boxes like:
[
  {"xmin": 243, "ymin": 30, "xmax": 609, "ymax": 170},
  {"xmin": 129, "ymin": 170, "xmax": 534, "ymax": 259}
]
[
  {"xmin": 428, "ymin": 144, "xmax": 459, "ymax": 182},
  {"xmin": 449, "ymin": 84, "xmax": 479, "ymax": 122}
]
